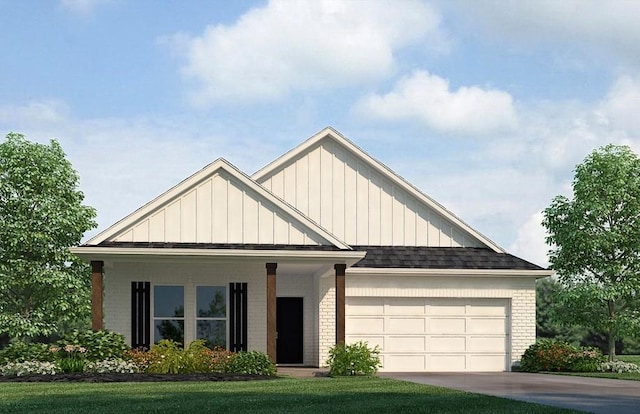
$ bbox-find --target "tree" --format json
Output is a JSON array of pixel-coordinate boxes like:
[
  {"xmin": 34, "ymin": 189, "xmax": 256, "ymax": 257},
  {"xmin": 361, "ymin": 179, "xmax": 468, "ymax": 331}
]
[
  {"xmin": 543, "ymin": 144, "xmax": 640, "ymax": 361},
  {"xmin": 0, "ymin": 133, "xmax": 97, "ymax": 340},
  {"xmin": 535, "ymin": 277, "xmax": 588, "ymax": 345}
]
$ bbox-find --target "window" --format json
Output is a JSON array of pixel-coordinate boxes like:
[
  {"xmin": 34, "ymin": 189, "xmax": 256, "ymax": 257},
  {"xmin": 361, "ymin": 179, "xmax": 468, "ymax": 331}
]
[
  {"xmin": 196, "ymin": 286, "xmax": 226, "ymax": 348},
  {"xmin": 153, "ymin": 286, "xmax": 184, "ymax": 345}
]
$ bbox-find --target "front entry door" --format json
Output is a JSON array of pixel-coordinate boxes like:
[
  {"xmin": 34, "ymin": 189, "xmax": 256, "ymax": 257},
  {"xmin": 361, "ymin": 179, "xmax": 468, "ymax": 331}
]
[{"xmin": 276, "ymin": 297, "xmax": 303, "ymax": 364}]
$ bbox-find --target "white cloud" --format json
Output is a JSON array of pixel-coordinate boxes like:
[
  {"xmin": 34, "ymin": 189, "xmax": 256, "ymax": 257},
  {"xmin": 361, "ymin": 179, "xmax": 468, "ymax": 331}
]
[
  {"xmin": 354, "ymin": 70, "xmax": 517, "ymax": 135},
  {"xmin": 451, "ymin": 0, "xmax": 640, "ymax": 68},
  {"xmin": 0, "ymin": 99, "xmax": 70, "ymax": 125},
  {"xmin": 164, "ymin": 0, "xmax": 443, "ymax": 105},
  {"xmin": 509, "ymin": 211, "xmax": 550, "ymax": 268},
  {"xmin": 599, "ymin": 74, "xmax": 640, "ymax": 137}
]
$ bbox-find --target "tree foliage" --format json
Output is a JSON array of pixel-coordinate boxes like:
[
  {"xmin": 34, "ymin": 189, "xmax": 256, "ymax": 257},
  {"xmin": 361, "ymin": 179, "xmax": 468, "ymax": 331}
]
[
  {"xmin": 536, "ymin": 278, "xmax": 587, "ymax": 345},
  {"xmin": 543, "ymin": 144, "xmax": 640, "ymax": 361},
  {"xmin": 0, "ymin": 133, "xmax": 97, "ymax": 340}
]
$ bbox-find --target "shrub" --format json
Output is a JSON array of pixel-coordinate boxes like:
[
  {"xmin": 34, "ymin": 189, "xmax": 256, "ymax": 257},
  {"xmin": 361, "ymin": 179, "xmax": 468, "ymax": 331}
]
[
  {"xmin": 59, "ymin": 330, "xmax": 128, "ymax": 362},
  {"xmin": 182, "ymin": 340, "xmax": 215, "ymax": 373},
  {"xmin": 85, "ymin": 359, "xmax": 139, "ymax": 374},
  {"xmin": 227, "ymin": 351, "xmax": 276, "ymax": 376},
  {"xmin": 202, "ymin": 346, "xmax": 234, "ymax": 373},
  {"xmin": 123, "ymin": 348, "xmax": 154, "ymax": 372},
  {"xmin": 0, "ymin": 341, "xmax": 54, "ymax": 363},
  {"xmin": 598, "ymin": 361, "xmax": 640, "ymax": 373},
  {"xmin": 145, "ymin": 340, "xmax": 186, "ymax": 374},
  {"xmin": 0, "ymin": 361, "xmax": 59, "ymax": 376},
  {"xmin": 49, "ymin": 344, "xmax": 88, "ymax": 373},
  {"xmin": 520, "ymin": 339, "xmax": 604, "ymax": 372},
  {"xmin": 326, "ymin": 341, "xmax": 381, "ymax": 376}
]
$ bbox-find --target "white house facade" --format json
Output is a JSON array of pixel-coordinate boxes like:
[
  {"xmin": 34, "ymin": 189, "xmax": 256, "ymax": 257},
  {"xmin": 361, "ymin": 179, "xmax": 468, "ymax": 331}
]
[{"xmin": 71, "ymin": 127, "xmax": 551, "ymax": 372}]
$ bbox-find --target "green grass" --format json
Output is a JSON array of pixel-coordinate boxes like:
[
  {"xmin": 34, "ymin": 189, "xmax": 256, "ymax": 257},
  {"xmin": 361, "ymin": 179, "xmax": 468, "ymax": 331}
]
[
  {"xmin": 0, "ymin": 377, "xmax": 579, "ymax": 414},
  {"xmin": 618, "ymin": 355, "xmax": 640, "ymax": 365}
]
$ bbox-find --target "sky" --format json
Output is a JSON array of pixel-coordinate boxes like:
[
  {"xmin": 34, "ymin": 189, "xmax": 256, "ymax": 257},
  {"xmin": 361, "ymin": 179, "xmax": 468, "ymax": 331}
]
[{"xmin": 2, "ymin": 0, "xmax": 640, "ymax": 267}]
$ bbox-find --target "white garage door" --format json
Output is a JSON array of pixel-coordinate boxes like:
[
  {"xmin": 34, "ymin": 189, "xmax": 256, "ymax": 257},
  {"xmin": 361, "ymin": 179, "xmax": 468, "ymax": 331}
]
[{"xmin": 345, "ymin": 297, "xmax": 510, "ymax": 372}]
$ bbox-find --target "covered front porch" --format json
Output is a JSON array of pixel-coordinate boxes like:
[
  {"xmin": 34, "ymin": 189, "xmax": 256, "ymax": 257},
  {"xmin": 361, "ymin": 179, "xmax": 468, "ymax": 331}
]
[{"xmin": 72, "ymin": 244, "xmax": 365, "ymax": 366}]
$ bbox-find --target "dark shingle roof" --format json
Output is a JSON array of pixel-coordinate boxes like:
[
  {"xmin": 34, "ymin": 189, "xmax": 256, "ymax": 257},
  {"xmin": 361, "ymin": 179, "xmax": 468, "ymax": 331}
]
[
  {"xmin": 350, "ymin": 246, "xmax": 545, "ymax": 270},
  {"xmin": 91, "ymin": 242, "xmax": 544, "ymax": 270},
  {"xmin": 93, "ymin": 241, "xmax": 344, "ymax": 251}
]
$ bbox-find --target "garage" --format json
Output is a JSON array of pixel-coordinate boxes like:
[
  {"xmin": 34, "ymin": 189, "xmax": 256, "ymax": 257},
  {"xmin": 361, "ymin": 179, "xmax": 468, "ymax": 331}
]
[{"xmin": 345, "ymin": 297, "xmax": 510, "ymax": 372}]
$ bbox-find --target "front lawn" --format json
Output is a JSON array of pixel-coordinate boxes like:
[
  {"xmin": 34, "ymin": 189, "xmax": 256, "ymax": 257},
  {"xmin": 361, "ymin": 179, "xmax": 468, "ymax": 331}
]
[
  {"xmin": 0, "ymin": 377, "xmax": 578, "ymax": 414},
  {"xmin": 618, "ymin": 355, "xmax": 640, "ymax": 365}
]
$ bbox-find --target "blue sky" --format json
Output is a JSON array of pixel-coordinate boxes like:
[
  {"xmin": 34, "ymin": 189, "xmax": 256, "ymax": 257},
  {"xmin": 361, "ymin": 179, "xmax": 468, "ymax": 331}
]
[{"xmin": 2, "ymin": 0, "xmax": 640, "ymax": 267}]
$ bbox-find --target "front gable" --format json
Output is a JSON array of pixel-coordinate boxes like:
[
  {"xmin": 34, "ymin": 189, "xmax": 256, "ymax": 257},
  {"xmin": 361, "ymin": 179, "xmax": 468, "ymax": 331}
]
[
  {"xmin": 87, "ymin": 158, "xmax": 349, "ymax": 248},
  {"xmin": 253, "ymin": 127, "xmax": 502, "ymax": 251}
]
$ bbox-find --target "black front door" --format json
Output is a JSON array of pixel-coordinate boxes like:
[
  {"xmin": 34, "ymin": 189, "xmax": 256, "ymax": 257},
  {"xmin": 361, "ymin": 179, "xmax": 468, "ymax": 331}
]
[{"xmin": 276, "ymin": 297, "xmax": 303, "ymax": 364}]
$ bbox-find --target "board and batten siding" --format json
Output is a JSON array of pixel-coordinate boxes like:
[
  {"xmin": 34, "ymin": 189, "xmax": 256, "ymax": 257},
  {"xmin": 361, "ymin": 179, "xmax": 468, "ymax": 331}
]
[
  {"xmin": 110, "ymin": 170, "xmax": 325, "ymax": 245},
  {"xmin": 257, "ymin": 139, "xmax": 482, "ymax": 248}
]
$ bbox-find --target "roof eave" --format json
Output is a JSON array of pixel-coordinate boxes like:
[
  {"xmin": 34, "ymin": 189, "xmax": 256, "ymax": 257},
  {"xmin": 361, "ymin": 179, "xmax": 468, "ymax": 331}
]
[
  {"xmin": 347, "ymin": 267, "xmax": 554, "ymax": 278},
  {"xmin": 70, "ymin": 246, "xmax": 366, "ymax": 266}
]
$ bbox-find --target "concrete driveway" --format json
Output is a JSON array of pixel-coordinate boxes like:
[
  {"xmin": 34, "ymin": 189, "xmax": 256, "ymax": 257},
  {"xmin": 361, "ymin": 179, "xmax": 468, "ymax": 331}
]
[{"xmin": 380, "ymin": 372, "xmax": 640, "ymax": 414}]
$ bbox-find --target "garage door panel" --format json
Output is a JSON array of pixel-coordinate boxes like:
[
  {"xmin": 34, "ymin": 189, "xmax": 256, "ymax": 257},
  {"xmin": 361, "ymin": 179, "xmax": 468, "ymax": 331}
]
[
  {"xmin": 385, "ymin": 298, "xmax": 425, "ymax": 315},
  {"xmin": 346, "ymin": 317, "xmax": 384, "ymax": 333},
  {"xmin": 385, "ymin": 354, "xmax": 426, "ymax": 371},
  {"xmin": 387, "ymin": 336, "xmax": 425, "ymax": 352},
  {"xmin": 429, "ymin": 318, "xmax": 466, "ymax": 334},
  {"xmin": 468, "ymin": 336, "xmax": 506, "ymax": 352},
  {"xmin": 345, "ymin": 297, "xmax": 509, "ymax": 372},
  {"xmin": 429, "ymin": 355, "xmax": 466, "ymax": 371},
  {"xmin": 346, "ymin": 297, "xmax": 384, "ymax": 314},
  {"xmin": 387, "ymin": 317, "xmax": 424, "ymax": 333},
  {"xmin": 466, "ymin": 300, "xmax": 508, "ymax": 316},
  {"xmin": 467, "ymin": 318, "xmax": 506, "ymax": 334},
  {"xmin": 468, "ymin": 354, "xmax": 506, "ymax": 371},
  {"xmin": 429, "ymin": 302, "xmax": 466, "ymax": 315},
  {"xmin": 430, "ymin": 336, "xmax": 466, "ymax": 352}
]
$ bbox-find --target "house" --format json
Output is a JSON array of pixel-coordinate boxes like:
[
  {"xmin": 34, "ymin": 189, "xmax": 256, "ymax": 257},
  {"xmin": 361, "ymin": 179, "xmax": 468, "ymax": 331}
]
[{"xmin": 71, "ymin": 127, "xmax": 551, "ymax": 372}]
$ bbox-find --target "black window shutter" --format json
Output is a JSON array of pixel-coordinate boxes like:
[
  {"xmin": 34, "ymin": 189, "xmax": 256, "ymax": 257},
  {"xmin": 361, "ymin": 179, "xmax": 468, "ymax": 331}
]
[
  {"xmin": 229, "ymin": 282, "xmax": 248, "ymax": 352},
  {"xmin": 131, "ymin": 281, "xmax": 150, "ymax": 349}
]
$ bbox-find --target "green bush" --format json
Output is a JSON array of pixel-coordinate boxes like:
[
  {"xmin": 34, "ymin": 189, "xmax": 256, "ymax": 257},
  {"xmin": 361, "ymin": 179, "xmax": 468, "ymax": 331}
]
[
  {"xmin": 146, "ymin": 340, "xmax": 186, "ymax": 374},
  {"xmin": 85, "ymin": 359, "xmax": 139, "ymax": 374},
  {"xmin": 227, "ymin": 351, "xmax": 276, "ymax": 376},
  {"xmin": 0, "ymin": 361, "xmax": 59, "ymax": 376},
  {"xmin": 182, "ymin": 340, "xmax": 215, "ymax": 373},
  {"xmin": 59, "ymin": 330, "xmax": 128, "ymax": 362},
  {"xmin": 326, "ymin": 341, "xmax": 381, "ymax": 376},
  {"xmin": 0, "ymin": 341, "xmax": 54, "ymax": 363},
  {"xmin": 520, "ymin": 339, "xmax": 604, "ymax": 372}
]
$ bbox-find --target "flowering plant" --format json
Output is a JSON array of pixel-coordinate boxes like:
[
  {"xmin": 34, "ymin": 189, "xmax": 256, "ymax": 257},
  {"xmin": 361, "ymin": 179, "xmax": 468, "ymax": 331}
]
[{"xmin": 50, "ymin": 344, "xmax": 87, "ymax": 373}]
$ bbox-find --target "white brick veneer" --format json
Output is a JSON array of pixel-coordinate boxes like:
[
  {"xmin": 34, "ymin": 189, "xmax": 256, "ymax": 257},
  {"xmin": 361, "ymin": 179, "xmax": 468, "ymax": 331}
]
[
  {"xmin": 104, "ymin": 260, "xmax": 266, "ymax": 352},
  {"xmin": 317, "ymin": 272, "xmax": 336, "ymax": 367},
  {"xmin": 345, "ymin": 272, "xmax": 538, "ymax": 369}
]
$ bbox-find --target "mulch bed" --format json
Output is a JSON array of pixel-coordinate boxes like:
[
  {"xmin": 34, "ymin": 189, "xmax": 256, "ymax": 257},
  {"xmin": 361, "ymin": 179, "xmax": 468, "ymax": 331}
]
[{"xmin": 0, "ymin": 372, "xmax": 278, "ymax": 383}]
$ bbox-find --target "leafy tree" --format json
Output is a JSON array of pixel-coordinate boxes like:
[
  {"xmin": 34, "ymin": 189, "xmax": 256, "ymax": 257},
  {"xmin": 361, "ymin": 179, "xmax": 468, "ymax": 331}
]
[
  {"xmin": 543, "ymin": 144, "xmax": 640, "ymax": 361},
  {"xmin": 536, "ymin": 277, "xmax": 588, "ymax": 345},
  {"xmin": 0, "ymin": 133, "xmax": 97, "ymax": 340}
]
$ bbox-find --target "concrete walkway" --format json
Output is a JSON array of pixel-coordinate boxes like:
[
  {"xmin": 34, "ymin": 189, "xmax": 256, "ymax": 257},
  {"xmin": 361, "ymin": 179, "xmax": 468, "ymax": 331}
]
[{"xmin": 381, "ymin": 372, "xmax": 640, "ymax": 414}]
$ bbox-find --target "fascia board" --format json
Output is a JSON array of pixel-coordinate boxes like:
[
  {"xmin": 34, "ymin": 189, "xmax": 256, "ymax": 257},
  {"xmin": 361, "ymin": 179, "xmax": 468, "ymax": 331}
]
[
  {"xmin": 70, "ymin": 246, "xmax": 366, "ymax": 266},
  {"xmin": 252, "ymin": 127, "xmax": 505, "ymax": 253},
  {"xmin": 347, "ymin": 267, "xmax": 554, "ymax": 278}
]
